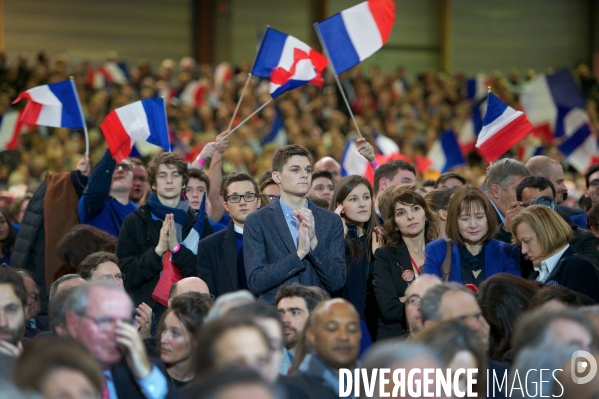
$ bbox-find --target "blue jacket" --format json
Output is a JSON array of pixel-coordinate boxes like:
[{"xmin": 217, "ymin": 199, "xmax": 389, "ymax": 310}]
[
  {"xmin": 78, "ymin": 150, "xmax": 137, "ymax": 237},
  {"xmin": 422, "ymin": 238, "xmax": 520, "ymax": 283}
]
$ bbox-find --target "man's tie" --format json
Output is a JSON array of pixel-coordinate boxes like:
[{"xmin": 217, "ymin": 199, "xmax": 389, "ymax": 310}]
[{"xmin": 102, "ymin": 372, "xmax": 110, "ymax": 399}]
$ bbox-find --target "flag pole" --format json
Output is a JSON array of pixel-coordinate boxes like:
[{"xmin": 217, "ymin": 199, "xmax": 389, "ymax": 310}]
[
  {"xmin": 227, "ymin": 73, "xmax": 251, "ymax": 131},
  {"xmin": 219, "ymin": 97, "xmax": 273, "ymax": 141},
  {"xmin": 226, "ymin": 26, "xmax": 267, "ymax": 131},
  {"xmin": 313, "ymin": 24, "xmax": 363, "ymax": 138},
  {"xmin": 69, "ymin": 77, "xmax": 89, "ymax": 158}
]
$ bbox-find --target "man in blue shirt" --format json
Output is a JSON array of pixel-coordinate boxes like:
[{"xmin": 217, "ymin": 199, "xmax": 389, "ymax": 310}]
[
  {"xmin": 64, "ymin": 281, "xmax": 169, "ymax": 399},
  {"xmin": 78, "ymin": 149, "xmax": 137, "ymax": 237},
  {"xmin": 243, "ymin": 145, "xmax": 346, "ymax": 303}
]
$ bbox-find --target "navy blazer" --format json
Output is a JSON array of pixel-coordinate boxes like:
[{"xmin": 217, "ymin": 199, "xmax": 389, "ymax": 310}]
[
  {"xmin": 197, "ymin": 220, "xmax": 239, "ymax": 297},
  {"xmin": 243, "ymin": 199, "xmax": 346, "ymax": 303},
  {"xmin": 422, "ymin": 238, "xmax": 520, "ymax": 283}
]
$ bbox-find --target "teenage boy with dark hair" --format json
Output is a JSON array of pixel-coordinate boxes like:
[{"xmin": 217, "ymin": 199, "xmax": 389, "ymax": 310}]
[
  {"xmin": 198, "ymin": 173, "xmax": 261, "ymax": 296},
  {"xmin": 117, "ymin": 152, "xmax": 213, "ymax": 315},
  {"xmin": 244, "ymin": 144, "xmax": 346, "ymax": 304}
]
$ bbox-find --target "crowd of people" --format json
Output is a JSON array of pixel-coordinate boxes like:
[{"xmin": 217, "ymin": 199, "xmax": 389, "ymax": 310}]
[{"xmin": 1, "ymin": 52, "xmax": 599, "ymax": 398}]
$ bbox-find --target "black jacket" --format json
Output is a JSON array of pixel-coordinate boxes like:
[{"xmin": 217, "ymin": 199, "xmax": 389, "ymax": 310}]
[
  {"xmin": 197, "ymin": 220, "xmax": 239, "ymax": 296},
  {"xmin": 528, "ymin": 246, "xmax": 599, "ymax": 302},
  {"xmin": 111, "ymin": 358, "xmax": 179, "ymax": 399},
  {"xmin": 372, "ymin": 245, "xmax": 413, "ymax": 340},
  {"xmin": 117, "ymin": 204, "xmax": 213, "ymax": 309}
]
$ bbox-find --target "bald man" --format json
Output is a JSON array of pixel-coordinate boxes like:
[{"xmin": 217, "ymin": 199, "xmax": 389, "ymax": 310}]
[
  {"xmin": 168, "ymin": 277, "xmax": 210, "ymax": 307},
  {"xmin": 314, "ymin": 157, "xmax": 341, "ymax": 184},
  {"xmin": 405, "ymin": 275, "xmax": 442, "ymax": 336},
  {"xmin": 284, "ymin": 298, "xmax": 361, "ymax": 398}
]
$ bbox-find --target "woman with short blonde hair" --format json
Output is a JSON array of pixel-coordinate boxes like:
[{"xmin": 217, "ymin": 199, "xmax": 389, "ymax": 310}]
[{"xmin": 510, "ymin": 205, "xmax": 599, "ymax": 302}]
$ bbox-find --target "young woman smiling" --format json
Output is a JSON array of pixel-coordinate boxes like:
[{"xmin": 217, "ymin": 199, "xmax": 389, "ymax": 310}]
[
  {"xmin": 373, "ymin": 187, "xmax": 439, "ymax": 339},
  {"xmin": 423, "ymin": 185, "xmax": 520, "ymax": 287},
  {"xmin": 330, "ymin": 175, "xmax": 382, "ymax": 341}
]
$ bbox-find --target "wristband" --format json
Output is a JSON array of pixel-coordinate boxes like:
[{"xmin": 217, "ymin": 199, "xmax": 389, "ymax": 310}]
[
  {"xmin": 171, "ymin": 244, "xmax": 181, "ymax": 253},
  {"xmin": 370, "ymin": 161, "xmax": 379, "ymax": 168},
  {"xmin": 195, "ymin": 156, "xmax": 206, "ymax": 165}
]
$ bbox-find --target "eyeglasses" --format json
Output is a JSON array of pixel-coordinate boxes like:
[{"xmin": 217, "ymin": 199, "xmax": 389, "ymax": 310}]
[
  {"xmin": 99, "ymin": 274, "xmax": 125, "ymax": 281},
  {"xmin": 133, "ymin": 175, "xmax": 146, "ymax": 183},
  {"xmin": 268, "ymin": 195, "xmax": 280, "ymax": 201},
  {"xmin": 589, "ymin": 180, "xmax": 599, "ymax": 188},
  {"xmin": 117, "ymin": 163, "xmax": 132, "ymax": 172},
  {"xmin": 81, "ymin": 314, "xmax": 135, "ymax": 330},
  {"xmin": 406, "ymin": 296, "xmax": 421, "ymax": 306},
  {"xmin": 226, "ymin": 193, "xmax": 258, "ymax": 203}
]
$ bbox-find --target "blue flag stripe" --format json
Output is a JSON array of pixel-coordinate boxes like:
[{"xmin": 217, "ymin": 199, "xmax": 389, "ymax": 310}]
[
  {"xmin": 251, "ymin": 28, "xmax": 287, "ymax": 78},
  {"xmin": 315, "ymin": 14, "xmax": 360, "ymax": 75},
  {"xmin": 141, "ymin": 98, "xmax": 170, "ymax": 152},
  {"xmin": 47, "ymin": 80, "xmax": 84, "ymax": 128},
  {"xmin": 482, "ymin": 93, "xmax": 508, "ymax": 126}
]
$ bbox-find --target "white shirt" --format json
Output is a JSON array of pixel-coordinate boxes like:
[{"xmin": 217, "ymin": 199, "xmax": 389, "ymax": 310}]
[
  {"xmin": 534, "ymin": 244, "xmax": 569, "ymax": 283},
  {"xmin": 234, "ymin": 224, "xmax": 244, "ymax": 234}
]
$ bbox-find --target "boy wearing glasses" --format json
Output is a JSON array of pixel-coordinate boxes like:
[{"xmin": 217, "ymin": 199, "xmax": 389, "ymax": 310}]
[
  {"xmin": 117, "ymin": 152, "xmax": 213, "ymax": 315},
  {"xmin": 197, "ymin": 173, "xmax": 261, "ymax": 296},
  {"xmin": 78, "ymin": 149, "xmax": 137, "ymax": 237},
  {"xmin": 244, "ymin": 144, "xmax": 346, "ymax": 304}
]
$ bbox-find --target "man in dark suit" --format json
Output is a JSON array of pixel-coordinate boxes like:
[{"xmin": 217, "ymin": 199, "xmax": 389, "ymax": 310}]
[
  {"xmin": 65, "ymin": 281, "xmax": 170, "ymax": 399},
  {"xmin": 198, "ymin": 173, "xmax": 261, "ymax": 297},
  {"xmin": 484, "ymin": 158, "xmax": 531, "ymax": 225},
  {"xmin": 244, "ymin": 145, "xmax": 346, "ymax": 303}
]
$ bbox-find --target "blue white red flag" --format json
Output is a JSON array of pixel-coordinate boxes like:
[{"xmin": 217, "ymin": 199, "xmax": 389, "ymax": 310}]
[
  {"xmin": 314, "ymin": 0, "xmax": 395, "ymax": 75},
  {"xmin": 373, "ymin": 130, "xmax": 399, "ymax": 156},
  {"xmin": 476, "ymin": 92, "xmax": 534, "ymax": 163},
  {"xmin": 100, "ymin": 98, "xmax": 170, "ymax": 162},
  {"xmin": 13, "ymin": 80, "xmax": 84, "ymax": 129},
  {"xmin": 556, "ymin": 107, "xmax": 598, "ymax": 173},
  {"xmin": 466, "ymin": 74, "xmax": 492, "ymax": 101},
  {"xmin": 427, "ymin": 129, "xmax": 465, "ymax": 172},
  {"xmin": 251, "ymin": 27, "xmax": 327, "ymax": 98},
  {"xmin": 458, "ymin": 98, "xmax": 486, "ymax": 155},
  {"xmin": 520, "ymin": 68, "xmax": 586, "ymax": 138}
]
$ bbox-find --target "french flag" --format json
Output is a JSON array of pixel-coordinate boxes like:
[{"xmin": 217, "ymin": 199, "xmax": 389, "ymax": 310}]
[
  {"xmin": 556, "ymin": 107, "xmax": 597, "ymax": 173},
  {"xmin": 98, "ymin": 61, "xmax": 128, "ymax": 85},
  {"xmin": 476, "ymin": 92, "xmax": 534, "ymax": 163},
  {"xmin": 314, "ymin": 0, "xmax": 395, "ymax": 75},
  {"xmin": 427, "ymin": 129, "xmax": 465, "ymax": 172},
  {"xmin": 373, "ymin": 130, "xmax": 400, "ymax": 157},
  {"xmin": 458, "ymin": 98, "xmax": 486, "ymax": 155},
  {"xmin": 261, "ymin": 107, "xmax": 286, "ymax": 146},
  {"xmin": 0, "ymin": 110, "xmax": 25, "ymax": 151},
  {"xmin": 100, "ymin": 98, "xmax": 170, "ymax": 163},
  {"xmin": 179, "ymin": 80, "xmax": 206, "ymax": 108},
  {"xmin": 13, "ymin": 80, "xmax": 85, "ymax": 129},
  {"xmin": 251, "ymin": 27, "xmax": 328, "ymax": 98},
  {"xmin": 520, "ymin": 68, "xmax": 586, "ymax": 139},
  {"xmin": 341, "ymin": 139, "xmax": 374, "ymax": 185}
]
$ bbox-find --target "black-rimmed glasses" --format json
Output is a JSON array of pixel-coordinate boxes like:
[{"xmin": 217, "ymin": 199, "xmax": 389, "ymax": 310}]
[{"xmin": 226, "ymin": 193, "xmax": 259, "ymax": 203}]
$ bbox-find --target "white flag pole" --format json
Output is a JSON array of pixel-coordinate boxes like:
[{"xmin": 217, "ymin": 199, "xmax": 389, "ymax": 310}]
[
  {"xmin": 313, "ymin": 24, "xmax": 363, "ymax": 139},
  {"xmin": 69, "ymin": 77, "xmax": 89, "ymax": 158},
  {"xmin": 219, "ymin": 97, "xmax": 274, "ymax": 141}
]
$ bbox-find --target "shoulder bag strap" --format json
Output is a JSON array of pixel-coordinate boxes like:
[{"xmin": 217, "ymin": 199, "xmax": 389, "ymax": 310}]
[{"xmin": 441, "ymin": 239, "xmax": 453, "ymax": 282}]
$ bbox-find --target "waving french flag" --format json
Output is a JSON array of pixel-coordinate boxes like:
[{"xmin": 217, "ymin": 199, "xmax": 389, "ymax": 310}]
[
  {"xmin": 252, "ymin": 27, "xmax": 327, "ymax": 98},
  {"xmin": 556, "ymin": 107, "xmax": 598, "ymax": 173},
  {"xmin": 427, "ymin": 130, "xmax": 466, "ymax": 172},
  {"xmin": 100, "ymin": 98, "xmax": 170, "ymax": 163},
  {"xmin": 13, "ymin": 80, "xmax": 84, "ymax": 129},
  {"xmin": 341, "ymin": 138, "xmax": 374, "ymax": 184},
  {"xmin": 314, "ymin": 0, "xmax": 395, "ymax": 75},
  {"xmin": 475, "ymin": 92, "xmax": 534, "ymax": 163}
]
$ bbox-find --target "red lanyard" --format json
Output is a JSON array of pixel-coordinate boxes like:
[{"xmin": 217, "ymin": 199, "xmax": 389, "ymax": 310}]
[{"xmin": 409, "ymin": 256, "xmax": 421, "ymax": 275}]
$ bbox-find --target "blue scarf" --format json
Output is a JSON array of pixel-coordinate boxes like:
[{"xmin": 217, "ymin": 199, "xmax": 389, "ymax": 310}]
[{"xmin": 146, "ymin": 193, "xmax": 189, "ymax": 226}]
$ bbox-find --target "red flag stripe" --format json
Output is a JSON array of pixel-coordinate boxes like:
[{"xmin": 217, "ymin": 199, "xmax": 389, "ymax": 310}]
[{"xmin": 99, "ymin": 111, "xmax": 132, "ymax": 163}]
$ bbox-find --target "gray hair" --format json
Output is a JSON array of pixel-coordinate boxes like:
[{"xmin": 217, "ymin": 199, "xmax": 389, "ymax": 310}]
[
  {"xmin": 64, "ymin": 280, "xmax": 133, "ymax": 317},
  {"xmin": 420, "ymin": 282, "xmax": 473, "ymax": 324},
  {"xmin": 205, "ymin": 290, "xmax": 256, "ymax": 322},
  {"xmin": 507, "ymin": 344, "xmax": 579, "ymax": 399},
  {"xmin": 49, "ymin": 274, "xmax": 81, "ymax": 300},
  {"xmin": 362, "ymin": 341, "xmax": 441, "ymax": 371},
  {"xmin": 484, "ymin": 159, "xmax": 531, "ymax": 193}
]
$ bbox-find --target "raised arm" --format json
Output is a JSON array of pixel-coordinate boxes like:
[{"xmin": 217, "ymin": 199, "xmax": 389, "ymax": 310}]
[{"xmin": 78, "ymin": 149, "xmax": 115, "ymax": 221}]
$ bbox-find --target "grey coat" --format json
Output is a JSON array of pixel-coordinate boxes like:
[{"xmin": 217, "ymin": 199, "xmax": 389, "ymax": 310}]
[{"xmin": 243, "ymin": 199, "xmax": 346, "ymax": 303}]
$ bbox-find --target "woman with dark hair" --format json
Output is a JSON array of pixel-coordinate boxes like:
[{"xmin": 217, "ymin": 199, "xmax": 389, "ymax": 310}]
[
  {"xmin": 477, "ymin": 273, "xmax": 541, "ymax": 361},
  {"xmin": 329, "ymin": 175, "xmax": 382, "ymax": 340},
  {"xmin": 413, "ymin": 320, "xmax": 487, "ymax": 397},
  {"xmin": 423, "ymin": 185, "xmax": 520, "ymax": 286},
  {"xmin": 424, "ymin": 187, "xmax": 455, "ymax": 239},
  {"xmin": 14, "ymin": 336, "xmax": 103, "ymax": 399},
  {"xmin": 159, "ymin": 292, "xmax": 212, "ymax": 388},
  {"xmin": 373, "ymin": 187, "xmax": 439, "ymax": 339},
  {"xmin": 0, "ymin": 207, "xmax": 16, "ymax": 265},
  {"xmin": 55, "ymin": 224, "xmax": 117, "ymax": 278}
]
